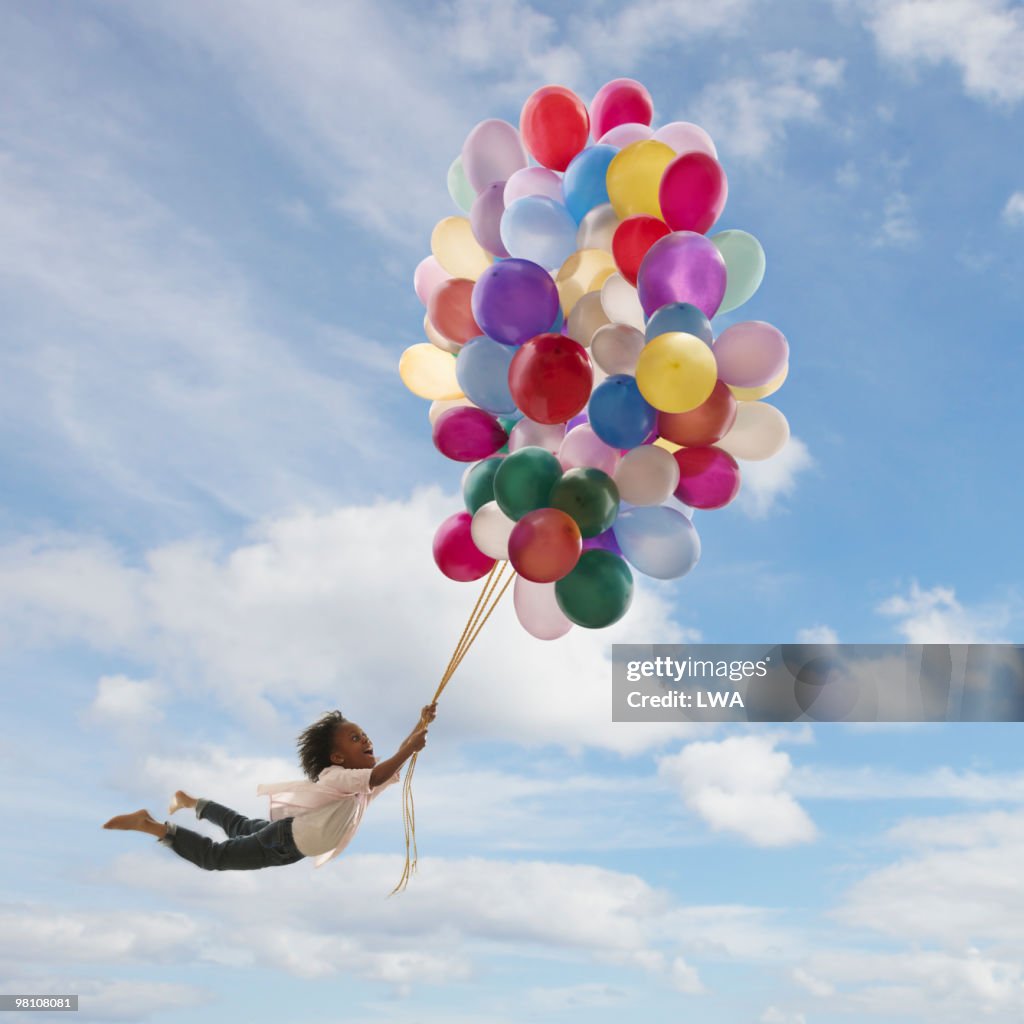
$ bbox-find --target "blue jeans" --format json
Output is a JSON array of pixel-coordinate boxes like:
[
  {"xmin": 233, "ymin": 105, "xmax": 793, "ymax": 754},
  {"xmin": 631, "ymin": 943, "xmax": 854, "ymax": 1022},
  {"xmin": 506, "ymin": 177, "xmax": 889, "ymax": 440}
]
[{"xmin": 160, "ymin": 798, "xmax": 306, "ymax": 871}]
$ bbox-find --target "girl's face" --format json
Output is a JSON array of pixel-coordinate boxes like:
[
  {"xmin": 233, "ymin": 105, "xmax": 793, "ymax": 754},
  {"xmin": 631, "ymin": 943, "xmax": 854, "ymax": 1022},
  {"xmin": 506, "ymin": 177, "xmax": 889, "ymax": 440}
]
[{"xmin": 332, "ymin": 722, "xmax": 376, "ymax": 769}]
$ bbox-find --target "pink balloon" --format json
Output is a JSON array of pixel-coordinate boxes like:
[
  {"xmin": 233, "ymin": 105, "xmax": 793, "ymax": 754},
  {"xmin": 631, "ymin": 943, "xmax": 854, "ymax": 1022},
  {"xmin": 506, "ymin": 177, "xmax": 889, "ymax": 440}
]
[
  {"xmin": 713, "ymin": 321, "xmax": 790, "ymax": 388},
  {"xmin": 432, "ymin": 407, "xmax": 508, "ymax": 462},
  {"xmin": 470, "ymin": 181, "xmax": 509, "ymax": 257},
  {"xmin": 590, "ymin": 78, "xmax": 654, "ymax": 140},
  {"xmin": 636, "ymin": 231, "xmax": 727, "ymax": 319},
  {"xmin": 653, "ymin": 121, "xmax": 718, "ymax": 158},
  {"xmin": 433, "ymin": 510, "xmax": 496, "ymax": 582},
  {"xmin": 659, "ymin": 153, "xmax": 728, "ymax": 234},
  {"xmin": 673, "ymin": 447, "xmax": 741, "ymax": 510},
  {"xmin": 414, "ymin": 256, "xmax": 452, "ymax": 306},
  {"xmin": 559, "ymin": 424, "xmax": 621, "ymax": 475},
  {"xmin": 510, "ymin": 417, "xmax": 566, "ymax": 454},
  {"xmin": 513, "ymin": 575, "xmax": 572, "ymax": 640},
  {"xmin": 599, "ymin": 123, "xmax": 654, "ymax": 147},
  {"xmin": 461, "ymin": 119, "xmax": 528, "ymax": 192},
  {"xmin": 504, "ymin": 167, "xmax": 564, "ymax": 206}
]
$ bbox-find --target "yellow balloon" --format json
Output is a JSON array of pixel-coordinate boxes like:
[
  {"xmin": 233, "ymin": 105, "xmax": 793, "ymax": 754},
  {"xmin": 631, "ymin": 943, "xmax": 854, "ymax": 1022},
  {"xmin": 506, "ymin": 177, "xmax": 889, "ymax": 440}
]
[
  {"xmin": 399, "ymin": 343, "xmax": 464, "ymax": 400},
  {"xmin": 729, "ymin": 363, "xmax": 789, "ymax": 401},
  {"xmin": 653, "ymin": 436, "xmax": 681, "ymax": 454},
  {"xmin": 556, "ymin": 248, "xmax": 617, "ymax": 315},
  {"xmin": 606, "ymin": 140, "xmax": 676, "ymax": 219},
  {"xmin": 635, "ymin": 332, "xmax": 718, "ymax": 413},
  {"xmin": 430, "ymin": 217, "xmax": 492, "ymax": 280}
]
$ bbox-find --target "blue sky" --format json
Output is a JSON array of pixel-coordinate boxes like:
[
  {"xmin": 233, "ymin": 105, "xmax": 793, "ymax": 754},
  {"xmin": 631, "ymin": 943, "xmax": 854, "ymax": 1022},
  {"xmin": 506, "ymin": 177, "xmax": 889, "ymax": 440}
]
[{"xmin": 1, "ymin": 1, "xmax": 1023, "ymax": 1021}]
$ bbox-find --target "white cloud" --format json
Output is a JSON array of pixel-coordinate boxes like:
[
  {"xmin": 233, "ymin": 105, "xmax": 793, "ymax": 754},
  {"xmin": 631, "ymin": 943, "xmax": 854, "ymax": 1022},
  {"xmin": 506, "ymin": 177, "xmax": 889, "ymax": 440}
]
[
  {"xmin": 796, "ymin": 625, "xmax": 838, "ymax": 644},
  {"xmin": 873, "ymin": 190, "xmax": 919, "ymax": 247},
  {"xmin": 82, "ymin": 674, "xmax": 165, "ymax": 729},
  {"xmin": 1002, "ymin": 191, "xmax": 1024, "ymax": 226},
  {"xmin": 877, "ymin": 581, "xmax": 1018, "ymax": 641},
  {"xmin": 792, "ymin": 965, "xmax": 835, "ymax": 996},
  {"xmin": 761, "ymin": 1007, "xmax": 807, "ymax": 1024},
  {"xmin": 790, "ymin": 764, "xmax": 1024, "ymax": 802},
  {"xmin": 526, "ymin": 982, "xmax": 628, "ymax": 1011},
  {"xmin": 737, "ymin": 437, "xmax": 814, "ymax": 519}
]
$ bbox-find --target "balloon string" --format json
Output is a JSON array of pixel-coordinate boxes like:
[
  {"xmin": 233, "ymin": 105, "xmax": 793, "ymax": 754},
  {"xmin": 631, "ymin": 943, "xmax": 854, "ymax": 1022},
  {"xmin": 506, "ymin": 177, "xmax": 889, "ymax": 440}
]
[{"xmin": 390, "ymin": 562, "xmax": 515, "ymax": 896}]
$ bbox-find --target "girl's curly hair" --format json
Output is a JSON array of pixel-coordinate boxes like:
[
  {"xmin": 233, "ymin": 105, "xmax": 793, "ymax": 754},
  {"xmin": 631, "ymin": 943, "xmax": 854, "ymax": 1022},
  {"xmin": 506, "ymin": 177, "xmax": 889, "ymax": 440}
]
[{"xmin": 297, "ymin": 710, "xmax": 348, "ymax": 781}]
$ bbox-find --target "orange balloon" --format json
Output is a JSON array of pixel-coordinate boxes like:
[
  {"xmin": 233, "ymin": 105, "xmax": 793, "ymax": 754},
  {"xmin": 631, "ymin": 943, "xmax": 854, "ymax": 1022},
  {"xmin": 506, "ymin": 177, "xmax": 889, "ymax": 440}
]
[
  {"xmin": 658, "ymin": 381, "xmax": 737, "ymax": 447},
  {"xmin": 507, "ymin": 508, "xmax": 582, "ymax": 583},
  {"xmin": 427, "ymin": 278, "xmax": 480, "ymax": 345}
]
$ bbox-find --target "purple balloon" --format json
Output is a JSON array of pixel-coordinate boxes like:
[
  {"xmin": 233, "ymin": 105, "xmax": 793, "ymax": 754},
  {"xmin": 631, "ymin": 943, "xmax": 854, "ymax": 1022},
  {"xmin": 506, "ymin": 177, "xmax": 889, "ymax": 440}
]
[
  {"xmin": 637, "ymin": 232, "xmax": 727, "ymax": 319},
  {"xmin": 471, "ymin": 259, "xmax": 560, "ymax": 346},
  {"xmin": 432, "ymin": 407, "xmax": 508, "ymax": 462},
  {"xmin": 583, "ymin": 528, "xmax": 623, "ymax": 556},
  {"xmin": 566, "ymin": 412, "xmax": 589, "ymax": 431},
  {"xmin": 470, "ymin": 182, "xmax": 509, "ymax": 258}
]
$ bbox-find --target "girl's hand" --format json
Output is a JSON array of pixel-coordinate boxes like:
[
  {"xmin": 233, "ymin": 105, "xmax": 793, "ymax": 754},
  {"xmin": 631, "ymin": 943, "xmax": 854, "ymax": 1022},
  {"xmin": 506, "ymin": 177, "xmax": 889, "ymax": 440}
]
[
  {"xmin": 406, "ymin": 725, "xmax": 428, "ymax": 753},
  {"xmin": 421, "ymin": 702, "xmax": 438, "ymax": 724}
]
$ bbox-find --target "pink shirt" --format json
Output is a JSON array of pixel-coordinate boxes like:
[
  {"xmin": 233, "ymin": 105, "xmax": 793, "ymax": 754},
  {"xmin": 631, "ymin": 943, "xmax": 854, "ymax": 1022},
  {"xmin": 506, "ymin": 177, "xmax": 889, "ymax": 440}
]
[{"xmin": 256, "ymin": 765, "xmax": 400, "ymax": 869}]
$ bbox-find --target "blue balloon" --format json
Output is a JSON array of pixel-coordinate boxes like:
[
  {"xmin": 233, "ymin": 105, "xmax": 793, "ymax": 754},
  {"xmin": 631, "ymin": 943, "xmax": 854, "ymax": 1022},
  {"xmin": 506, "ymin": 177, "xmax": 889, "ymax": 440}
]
[
  {"xmin": 562, "ymin": 145, "xmax": 617, "ymax": 223},
  {"xmin": 500, "ymin": 196, "xmax": 577, "ymax": 270},
  {"xmin": 550, "ymin": 305, "xmax": 565, "ymax": 333},
  {"xmin": 644, "ymin": 302, "xmax": 714, "ymax": 345},
  {"xmin": 588, "ymin": 375, "xmax": 656, "ymax": 449},
  {"xmin": 615, "ymin": 506, "xmax": 701, "ymax": 580},
  {"xmin": 456, "ymin": 336, "xmax": 517, "ymax": 414}
]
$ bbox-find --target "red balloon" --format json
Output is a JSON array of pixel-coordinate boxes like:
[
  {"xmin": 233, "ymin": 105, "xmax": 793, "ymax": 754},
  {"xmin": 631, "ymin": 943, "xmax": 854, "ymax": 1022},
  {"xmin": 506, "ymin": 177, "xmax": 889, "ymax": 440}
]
[
  {"xmin": 659, "ymin": 152, "xmax": 728, "ymax": 234},
  {"xmin": 612, "ymin": 216, "xmax": 671, "ymax": 286},
  {"xmin": 658, "ymin": 381, "xmax": 737, "ymax": 447},
  {"xmin": 509, "ymin": 334, "xmax": 593, "ymax": 425},
  {"xmin": 508, "ymin": 508, "xmax": 582, "ymax": 583},
  {"xmin": 433, "ymin": 511, "xmax": 496, "ymax": 582},
  {"xmin": 672, "ymin": 446, "xmax": 741, "ymax": 510},
  {"xmin": 428, "ymin": 278, "xmax": 480, "ymax": 345},
  {"xmin": 590, "ymin": 78, "xmax": 654, "ymax": 140},
  {"xmin": 520, "ymin": 86, "xmax": 590, "ymax": 172}
]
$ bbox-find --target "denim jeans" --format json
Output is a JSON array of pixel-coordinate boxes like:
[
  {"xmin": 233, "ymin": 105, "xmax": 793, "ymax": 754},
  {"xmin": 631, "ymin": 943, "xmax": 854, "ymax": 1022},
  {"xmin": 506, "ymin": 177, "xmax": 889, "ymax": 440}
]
[{"xmin": 160, "ymin": 798, "xmax": 306, "ymax": 871}]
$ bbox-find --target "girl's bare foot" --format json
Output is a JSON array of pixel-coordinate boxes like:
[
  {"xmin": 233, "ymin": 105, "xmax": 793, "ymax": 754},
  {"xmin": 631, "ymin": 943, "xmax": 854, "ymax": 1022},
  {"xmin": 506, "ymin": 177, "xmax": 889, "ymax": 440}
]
[
  {"xmin": 102, "ymin": 810, "xmax": 167, "ymax": 839},
  {"xmin": 168, "ymin": 790, "xmax": 198, "ymax": 815}
]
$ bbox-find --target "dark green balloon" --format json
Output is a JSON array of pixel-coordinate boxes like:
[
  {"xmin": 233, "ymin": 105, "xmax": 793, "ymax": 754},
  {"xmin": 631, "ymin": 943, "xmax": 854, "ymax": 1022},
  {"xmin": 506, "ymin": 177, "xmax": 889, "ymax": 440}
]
[
  {"xmin": 555, "ymin": 550, "xmax": 633, "ymax": 629},
  {"xmin": 549, "ymin": 467, "xmax": 620, "ymax": 538},
  {"xmin": 493, "ymin": 446, "xmax": 563, "ymax": 521},
  {"xmin": 463, "ymin": 456, "xmax": 504, "ymax": 514}
]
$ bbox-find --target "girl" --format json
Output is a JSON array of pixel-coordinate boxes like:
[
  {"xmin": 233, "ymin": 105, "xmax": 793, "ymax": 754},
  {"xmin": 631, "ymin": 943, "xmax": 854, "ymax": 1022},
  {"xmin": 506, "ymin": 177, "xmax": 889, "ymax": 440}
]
[{"xmin": 102, "ymin": 703, "xmax": 436, "ymax": 870}]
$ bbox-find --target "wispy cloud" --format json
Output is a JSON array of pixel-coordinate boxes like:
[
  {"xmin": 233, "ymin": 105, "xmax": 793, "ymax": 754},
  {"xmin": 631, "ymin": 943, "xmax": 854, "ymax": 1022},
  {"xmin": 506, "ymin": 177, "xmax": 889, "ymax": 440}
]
[
  {"xmin": 877, "ymin": 581, "xmax": 1020, "ymax": 642},
  {"xmin": 737, "ymin": 437, "xmax": 814, "ymax": 519},
  {"xmin": 1002, "ymin": 191, "xmax": 1024, "ymax": 226}
]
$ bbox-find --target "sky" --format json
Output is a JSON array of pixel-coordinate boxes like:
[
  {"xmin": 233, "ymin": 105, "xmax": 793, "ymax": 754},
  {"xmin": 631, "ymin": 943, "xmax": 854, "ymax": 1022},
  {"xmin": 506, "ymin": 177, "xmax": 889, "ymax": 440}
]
[{"xmin": 0, "ymin": 0, "xmax": 1023, "ymax": 1021}]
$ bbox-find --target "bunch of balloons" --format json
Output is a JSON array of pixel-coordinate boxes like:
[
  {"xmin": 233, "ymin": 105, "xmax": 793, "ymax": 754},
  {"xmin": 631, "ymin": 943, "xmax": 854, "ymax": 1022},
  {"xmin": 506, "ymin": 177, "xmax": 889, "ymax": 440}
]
[{"xmin": 400, "ymin": 78, "xmax": 791, "ymax": 640}]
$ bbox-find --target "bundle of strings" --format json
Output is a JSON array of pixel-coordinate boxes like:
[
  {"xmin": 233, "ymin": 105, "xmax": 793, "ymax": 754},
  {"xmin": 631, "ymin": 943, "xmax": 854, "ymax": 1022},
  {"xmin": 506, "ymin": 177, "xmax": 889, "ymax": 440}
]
[{"xmin": 390, "ymin": 560, "xmax": 516, "ymax": 896}]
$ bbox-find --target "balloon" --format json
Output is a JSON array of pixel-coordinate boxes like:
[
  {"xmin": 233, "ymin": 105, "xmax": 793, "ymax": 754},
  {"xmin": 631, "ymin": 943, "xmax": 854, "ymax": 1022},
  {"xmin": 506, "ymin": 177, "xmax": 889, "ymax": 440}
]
[
  {"xmin": 456, "ymin": 335, "xmax": 516, "ymax": 413},
  {"xmin": 716, "ymin": 402, "xmax": 790, "ymax": 461},
  {"xmin": 447, "ymin": 156, "xmax": 476, "ymax": 212},
  {"xmin": 653, "ymin": 121, "xmax": 717, "ymax": 158},
  {"xmin": 730, "ymin": 364, "xmax": 788, "ymax": 401},
  {"xmin": 582, "ymin": 528, "xmax": 622, "ymax": 555},
  {"xmin": 509, "ymin": 417, "xmax": 566, "ymax": 454},
  {"xmin": 590, "ymin": 78, "xmax": 654, "ymax": 139},
  {"xmin": 644, "ymin": 301, "xmax": 713, "ymax": 346},
  {"xmin": 614, "ymin": 445, "xmax": 680, "ymax": 505},
  {"xmin": 432, "ymin": 407, "xmax": 508, "ymax": 462},
  {"xmin": 576, "ymin": 203, "xmax": 620, "ymax": 251},
  {"xmin": 654, "ymin": 436, "xmax": 681, "ymax": 454},
  {"xmin": 423, "ymin": 313, "xmax": 461, "ymax": 354},
  {"xmin": 513, "ymin": 576, "xmax": 573, "ymax": 640},
  {"xmin": 711, "ymin": 229, "xmax": 766, "ymax": 314},
  {"xmin": 713, "ymin": 321, "xmax": 789, "ymax": 388},
  {"xmin": 504, "ymin": 167, "xmax": 564, "ymax": 206},
  {"xmin": 564, "ymin": 291, "xmax": 610, "ymax": 346},
  {"xmin": 673, "ymin": 446, "xmax": 742, "ymax": 509},
  {"xmin": 508, "ymin": 334, "xmax": 592, "ymax": 424},
  {"xmin": 635, "ymin": 332, "xmax": 718, "ymax": 413},
  {"xmin": 659, "ymin": 152, "xmax": 728, "ymax": 234},
  {"xmin": 471, "ymin": 500, "xmax": 517, "ymax": 560},
  {"xmin": 520, "ymin": 85, "xmax": 590, "ymax": 171},
  {"xmin": 555, "ymin": 550, "xmax": 633, "ymax": 628},
  {"xmin": 599, "ymin": 123, "xmax": 654, "ymax": 147},
  {"xmin": 636, "ymin": 231, "xmax": 727, "ymax": 318},
  {"xmin": 590, "ymin": 323, "xmax": 645, "ymax": 375},
  {"xmin": 600, "ymin": 272, "xmax": 646, "ymax": 330},
  {"xmin": 606, "ymin": 140, "xmax": 675, "ymax": 219},
  {"xmin": 562, "ymin": 145, "xmax": 616, "ymax": 222},
  {"xmin": 463, "ymin": 455, "xmax": 505, "ymax": 513},
  {"xmin": 549, "ymin": 467, "xmax": 620, "ymax": 538},
  {"xmin": 461, "ymin": 119, "xmax": 528, "ymax": 192},
  {"xmin": 470, "ymin": 182, "xmax": 510, "ymax": 257},
  {"xmin": 431, "ymin": 216, "xmax": 493, "ymax": 279},
  {"xmin": 657, "ymin": 380, "xmax": 737, "ymax": 447},
  {"xmin": 433, "ymin": 511, "xmax": 496, "ymax": 582},
  {"xmin": 588, "ymin": 375, "xmax": 657, "ymax": 449},
  {"xmin": 430, "ymin": 396, "xmax": 476, "ymax": 427},
  {"xmin": 500, "ymin": 196, "xmax": 578, "ymax": 269},
  {"xmin": 414, "ymin": 256, "xmax": 452, "ymax": 306},
  {"xmin": 508, "ymin": 507, "xmax": 582, "ymax": 583},
  {"xmin": 612, "ymin": 216, "xmax": 671, "ymax": 286},
  {"xmin": 555, "ymin": 248, "xmax": 616, "ymax": 315},
  {"xmin": 400, "ymin": 343, "xmax": 463, "ymax": 400},
  {"xmin": 615, "ymin": 506, "xmax": 701, "ymax": 579},
  {"xmin": 493, "ymin": 445, "xmax": 563, "ymax": 520},
  {"xmin": 559, "ymin": 423, "xmax": 621, "ymax": 475},
  {"xmin": 471, "ymin": 258, "xmax": 560, "ymax": 347},
  {"xmin": 428, "ymin": 278, "xmax": 480, "ymax": 345}
]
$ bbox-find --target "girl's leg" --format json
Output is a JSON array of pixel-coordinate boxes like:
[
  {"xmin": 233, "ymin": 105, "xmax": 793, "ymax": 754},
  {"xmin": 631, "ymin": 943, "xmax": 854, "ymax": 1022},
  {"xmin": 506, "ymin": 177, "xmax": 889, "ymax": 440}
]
[
  {"xmin": 159, "ymin": 818, "xmax": 304, "ymax": 871},
  {"xmin": 195, "ymin": 800, "xmax": 271, "ymax": 838}
]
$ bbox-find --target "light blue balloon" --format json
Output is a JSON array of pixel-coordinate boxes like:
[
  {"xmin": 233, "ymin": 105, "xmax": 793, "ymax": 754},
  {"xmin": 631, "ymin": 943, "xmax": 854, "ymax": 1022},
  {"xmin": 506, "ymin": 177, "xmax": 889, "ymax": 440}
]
[
  {"xmin": 562, "ymin": 145, "xmax": 617, "ymax": 223},
  {"xmin": 500, "ymin": 196, "xmax": 577, "ymax": 270},
  {"xmin": 455, "ymin": 336, "xmax": 517, "ymax": 414},
  {"xmin": 614, "ymin": 506, "xmax": 701, "ymax": 580},
  {"xmin": 644, "ymin": 302, "xmax": 714, "ymax": 345},
  {"xmin": 711, "ymin": 229, "xmax": 766, "ymax": 314},
  {"xmin": 447, "ymin": 156, "xmax": 476, "ymax": 213}
]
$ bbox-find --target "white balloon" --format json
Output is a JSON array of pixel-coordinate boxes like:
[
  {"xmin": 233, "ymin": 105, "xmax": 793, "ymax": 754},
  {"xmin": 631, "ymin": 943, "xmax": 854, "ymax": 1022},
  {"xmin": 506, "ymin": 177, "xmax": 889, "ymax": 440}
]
[
  {"xmin": 564, "ymin": 291, "xmax": 610, "ymax": 347},
  {"xmin": 591, "ymin": 323, "xmax": 645, "ymax": 375},
  {"xmin": 717, "ymin": 402, "xmax": 790, "ymax": 461},
  {"xmin": 513, "ymin": 575, "xmax": 572, "ymax": 640},
  {"xmin": 576, "ymin": 202, "xmax": 620, "ymax": 252},
  {"xmin": 559, "ymin": 424, "xmax": 621, "ymax": 475},
  {"xmin": 471, "ymin": 501, "xmax": 516, "ymax": 560},
  {"xmin": 614, "ymin": 445, "xmax": 680, "ymax": 505},
  {"xmin": 600, "ymin": 273, "xmax": 646, "ymax": 330},
  {"xmin": 510, "ymin": 417, "xmax": 566, "ymax": 454},
  {"xmin": 424, "ymin": 313, "xmax": 461, "ymax": 354}
]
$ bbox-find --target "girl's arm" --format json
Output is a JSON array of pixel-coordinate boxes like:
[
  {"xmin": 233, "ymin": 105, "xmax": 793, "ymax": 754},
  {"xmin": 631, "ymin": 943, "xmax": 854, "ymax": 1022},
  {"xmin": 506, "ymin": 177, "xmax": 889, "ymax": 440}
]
[
  {"xmin": 400, "ymin": 703, "xmax": 437, "ymax": 746},
  {"xmin": 369, "ymin": 724, "xmax": 428, "ymax": 789}
]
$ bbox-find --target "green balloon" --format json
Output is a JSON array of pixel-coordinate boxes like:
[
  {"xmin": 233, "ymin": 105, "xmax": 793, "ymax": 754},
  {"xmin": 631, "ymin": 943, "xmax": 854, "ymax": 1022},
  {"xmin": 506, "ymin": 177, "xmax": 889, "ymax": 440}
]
[
  {"xmin": 463, "ymin": 457, "xmax": 504, "ymax": 514},
  {"xmin": 549, "ymin": 468, "xmax": 620, "ymax": 538},
  {"xmin": 711, "ymin": 229, "xmax": 766, "ymax": 315},
  {"xmin": 493, "ymin": 446, "xmax": 562, "ymax": 521},
  {"xmin": 555, "ymin": 550, "xmax": 633, "ymax": 629},
  {"xmin": 447, "ymin": 156, "xmax": 476, "ymax": 213}
]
